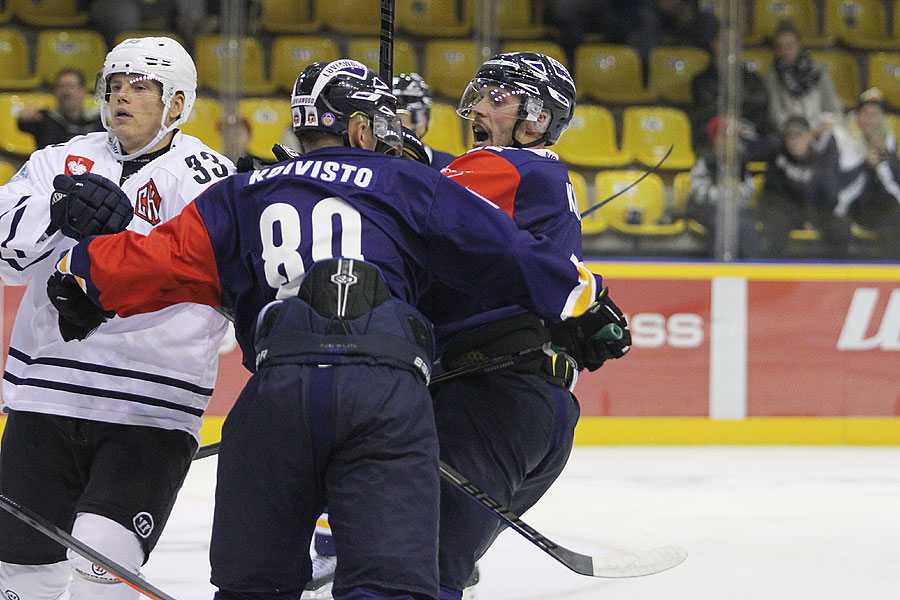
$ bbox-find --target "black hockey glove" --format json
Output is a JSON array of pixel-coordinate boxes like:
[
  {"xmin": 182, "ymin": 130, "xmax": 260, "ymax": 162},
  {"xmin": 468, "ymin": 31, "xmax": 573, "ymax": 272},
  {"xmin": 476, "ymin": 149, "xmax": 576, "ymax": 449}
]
[
  {"xmin": 235, "ymin": 143, "xmax": 301, "ymax": 173},
  {"xmin": 548, "ymin": 288, "xmax": 632, "ymax": 372},
  {"xmin": 47, "ymin": 271, "xmax": 116, "ymax": 341},
  {"xmin": 401, "ymin": 126, "xmax": 431, "ymax": 166},
  {"xmin": 49, "ymin": 173, "xmax": 133, "ymax": 240}
]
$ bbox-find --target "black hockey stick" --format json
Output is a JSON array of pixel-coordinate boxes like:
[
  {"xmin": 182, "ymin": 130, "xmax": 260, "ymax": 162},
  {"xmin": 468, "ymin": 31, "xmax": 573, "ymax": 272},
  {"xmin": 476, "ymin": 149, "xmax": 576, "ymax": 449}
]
[
  {"xmin": 580, "ymin": 144, "xmax": 673, "ymax": 218},
  {"xmin": 379, "ymin": 0, "xmax": 395, "ymax": 85},
  {"xmin": 0, "ymin": 493, "xmax": 179, "ymax": 600},
  {"xmin": 438, "ymin": 461, "xmax": 687, "ymax": 578}
]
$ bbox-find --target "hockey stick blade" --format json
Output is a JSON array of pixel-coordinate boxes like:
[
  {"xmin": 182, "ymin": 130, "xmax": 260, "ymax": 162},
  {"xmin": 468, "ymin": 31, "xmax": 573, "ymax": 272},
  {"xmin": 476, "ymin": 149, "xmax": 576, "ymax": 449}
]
[
  {"xmin": 439, "ymin": 461, "xmax": 687, "ymax": 578},
  {"xmin": 0, "ymin": 493, "xmax": 179, "ymax": 600}
]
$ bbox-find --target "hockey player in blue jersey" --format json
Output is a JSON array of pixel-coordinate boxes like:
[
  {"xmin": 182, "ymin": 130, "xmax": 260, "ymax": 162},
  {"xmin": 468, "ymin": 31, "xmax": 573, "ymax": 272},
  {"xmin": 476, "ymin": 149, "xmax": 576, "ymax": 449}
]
[
  {"xmin": 46, "ymin": 59, "xmax": 618, "ymax": 600},
  {"xmin": 392, "ymin": 73, "xmax": 456, "ymax": 170}
]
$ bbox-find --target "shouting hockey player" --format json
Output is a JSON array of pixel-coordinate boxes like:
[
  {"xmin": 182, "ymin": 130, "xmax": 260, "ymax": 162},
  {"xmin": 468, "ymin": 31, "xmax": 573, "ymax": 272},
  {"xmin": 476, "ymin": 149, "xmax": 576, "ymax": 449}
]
[
  {"xmin": 0, "ymin": 37, "xmax": 234, "ymax": 600},
  {"xmin": 45, "ymin": 59, "xmax": 618, "ymax": 600}
]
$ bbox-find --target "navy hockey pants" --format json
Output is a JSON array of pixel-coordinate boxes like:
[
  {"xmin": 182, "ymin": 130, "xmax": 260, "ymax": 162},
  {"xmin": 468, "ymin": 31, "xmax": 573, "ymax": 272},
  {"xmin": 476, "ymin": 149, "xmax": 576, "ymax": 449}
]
[
  {"xmin": 432, "ymin": 370, "xmax": 580, "ymax": 595},
  {"xmin": 210, "ymin": 361, "xmax": 440, "ymax": 600}
]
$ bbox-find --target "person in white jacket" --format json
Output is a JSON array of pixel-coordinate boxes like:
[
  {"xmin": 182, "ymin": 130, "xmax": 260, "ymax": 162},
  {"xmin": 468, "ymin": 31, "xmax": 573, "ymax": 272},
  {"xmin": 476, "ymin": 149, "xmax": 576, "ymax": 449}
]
[{"xmin": 0, "ymin": 36, "xmax": 234, "ymax": 600}]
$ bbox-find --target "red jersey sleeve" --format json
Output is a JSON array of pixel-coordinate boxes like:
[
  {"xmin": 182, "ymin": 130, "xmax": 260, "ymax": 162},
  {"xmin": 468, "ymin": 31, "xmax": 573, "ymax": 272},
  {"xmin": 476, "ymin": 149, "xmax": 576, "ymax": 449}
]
[{"xmin": 441, "ymin": 150, "xmax": 521, "ymax": 218}]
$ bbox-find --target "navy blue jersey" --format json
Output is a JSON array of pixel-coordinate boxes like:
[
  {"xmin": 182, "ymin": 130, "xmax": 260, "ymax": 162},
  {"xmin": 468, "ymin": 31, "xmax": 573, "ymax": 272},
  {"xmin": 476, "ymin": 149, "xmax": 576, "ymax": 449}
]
[
  {"xmin": 60, "ymin": 146, "xmax": 599, "ymax": 369},
  {"xmin": 427, "ymin": 146, "xmax": 456, "ymax": 171},
  {"xmin": 421, "ymin": 147, "xmax": 583, "ymax": 353}
]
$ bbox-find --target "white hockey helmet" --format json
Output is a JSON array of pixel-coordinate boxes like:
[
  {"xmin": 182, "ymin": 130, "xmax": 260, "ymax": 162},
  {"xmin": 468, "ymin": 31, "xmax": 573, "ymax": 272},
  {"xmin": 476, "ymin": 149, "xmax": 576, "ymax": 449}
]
[{"xmin": 97, "ymin": 36, "xmax": 197, "ymax": 159}]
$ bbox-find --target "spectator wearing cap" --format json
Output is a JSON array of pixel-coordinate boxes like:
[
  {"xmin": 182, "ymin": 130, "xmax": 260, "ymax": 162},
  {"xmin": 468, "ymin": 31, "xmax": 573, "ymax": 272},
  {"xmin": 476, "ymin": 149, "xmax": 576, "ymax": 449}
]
[
  {"xmin": 686, "ymin": 116, "xmax": 763, "ymax": 258},
  {"xmin": 758, "ymin": 115, "xmax": 851, "ymax": 258},
  {"xmin": 764, "ymin": 20, "xmax": 843, "ymax": 136},
  {"xmin": 829, "ymin": 88, "xmax": 900, "ymax": 259}
]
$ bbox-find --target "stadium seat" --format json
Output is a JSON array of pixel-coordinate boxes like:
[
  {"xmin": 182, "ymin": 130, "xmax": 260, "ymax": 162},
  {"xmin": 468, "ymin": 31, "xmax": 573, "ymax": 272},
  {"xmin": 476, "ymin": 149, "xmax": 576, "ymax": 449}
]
[
  {"xmin": 866, "ymin": 53, "xmax": 900, "ymax": 109},
  {"xmin": 178, "ymin": 96, "xmax": 224, "ymax": 153},
  {"xmin": 885, "ymin": 113, "xmax": 900, "ymax": 153},
  {"xmin": 571, "ymin": 170, "xmax": 605, "ymax": 235},
  {"xmin": 500, "ymin": 41, "xmax": 568, "ymax": 68},
  {"xmin": 271, "ymin": 36, "xmax": 340, "ymax": 93},
  {"xmin": 0, "ymin": 1, "xmax": 10, "ymax": 23},
  {"xmin": 574, "ymin": 44, "xmax": 654, "ymax": 104},
  {"xmin": 321, "ymin": 0, "xmax": 381, "ymax": 35},
  {"xmin": 622, "ymin": 106, "xmax": 696, "ymax": 170},
  {"xmin": 347, "ymin": 37, "xmax": 417, "ymax": 78},
  {"xmin": 824, "ymin": 0, "xmax": 900, "ymax": 50},
  {"xmin": 741, "ymin": 48, "xmax": 775, "ymax": 77},
  {"xmin": 396, "ymin": 0, "xmax": 473, "ymax": 37},
  {"xmin": 0, "ymin": 29, "xmax": 41, "ymax": 89},
  {"xmin": 0, "ymin": 160, "xmax": 19, "ymax": 184},
  {"xmin": 672, "ymin": 171, "xmax": 691, "ymax": 213},
  {"xmin": 748, "ymin": 0, "xmax": 833, "ymax": 47},
  {"xmin": 9, "ymin": 0, "xmax": 89, "ymax": 27},
  {"xmin": 0, "ymin": 92, "xmax": 55, "ymax": 155},
  {"xmin": 553, "ymin": 104, "xmax": 630, "ymax": 168},
  {"xmin": 648, "ymin": 46, "xmax": 710, "ymax": 104},
  {"xmin": 807, "ymin": 50, "xmax": 861, "ymax": 109},
  {"xmin": 497, "ymin": 0, "xmax": 545, "ymax": 39},
  {"xmin": 239, "ymin": 97, "xmax": 292, "ymax": 158},
  {"xmin": 194, "ymin": 35, "xmax": 276, "ymax": 95},
  {"xmin": 421, "ymin": 101, "xmax": 467, "ymax": 157},
  {"xmin": 593, "ymin": 170, "xmax": 685, "ymax": 235},
  {"xmin": 35, "ymin": 30, "xmax": 107, "ymax": 89},
  {"xmin": 423, "ymin": 40, "xmax": 480, "ymax": 101},
  {"xmin": 259, "ymin": 0, "xmax": 321, "ymax": 34}
]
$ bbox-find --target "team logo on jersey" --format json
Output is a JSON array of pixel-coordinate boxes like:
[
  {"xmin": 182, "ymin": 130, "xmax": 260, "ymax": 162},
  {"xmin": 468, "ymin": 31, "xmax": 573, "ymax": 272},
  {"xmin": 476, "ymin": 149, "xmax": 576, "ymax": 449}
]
[
  {"xmin": 91, "ymin": 564, "xmax": 109, "ymax": 578},
  {"xmin": 5, "ymin": 590, "xmax": 21, "ymax": 600},
  {"xmin": 135, "ymin": 179, "xmax": 161, "ymax": 225},
  {"xmin": 133, "ymin": 511, "xmax": 154, "ymax": 538},
  {"xmin": 322, "ymin": 112, "xmax": 336, "ymax": 126},
  {"xmin": 64, "ymin": 155, "xmax": 94, "ymax": 176}
]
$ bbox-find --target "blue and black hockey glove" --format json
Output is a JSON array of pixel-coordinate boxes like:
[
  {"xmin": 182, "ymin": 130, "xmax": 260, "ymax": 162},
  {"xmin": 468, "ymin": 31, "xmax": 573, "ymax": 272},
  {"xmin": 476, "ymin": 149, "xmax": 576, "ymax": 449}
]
[
  {"xmin": 236, "ymin": 143, "xmax": 301, "ymax": 173},
  {"xmin": 548, "ymin": 288, "xmax": 632, "ymax": 371},
  {"xmin": 47, "ymin": 271, "xmax": 115, "ymax": 342},
  {"xmin": 49, "ymin": 173, "xmax": 133, "ymax": 240}
]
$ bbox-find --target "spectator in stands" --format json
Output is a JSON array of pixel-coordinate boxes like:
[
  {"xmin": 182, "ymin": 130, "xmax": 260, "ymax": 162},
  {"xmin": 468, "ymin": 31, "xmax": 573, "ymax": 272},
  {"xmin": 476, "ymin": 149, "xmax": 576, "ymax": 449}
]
[
  {"xmin": 690, "ymin": 22, "xmax": 777, "ymax": 162},
  {"xmin": 655, "ymin": 0, "xmax": 719, "ymax": 52},
  {"xmin": 830, "ymin": 88, "xmax": 900, "ymax": 259},
  {"xmin": 17, "ymin": 69, "xmax": 103, "ymax": 150},
  {"xmin": 687, "ymin": 116, "xmax": 763, "ymax": 258},
  {"xmin": 217, "ymin": 114, "xmax": 255, "ymax": 162},
  {"xmin": 758, "ymin": 115, "xmax": 851, "ymax": 258},
  {"xmin": 764, "ymin": 20, "xmax": 842, "ymax": 135}
]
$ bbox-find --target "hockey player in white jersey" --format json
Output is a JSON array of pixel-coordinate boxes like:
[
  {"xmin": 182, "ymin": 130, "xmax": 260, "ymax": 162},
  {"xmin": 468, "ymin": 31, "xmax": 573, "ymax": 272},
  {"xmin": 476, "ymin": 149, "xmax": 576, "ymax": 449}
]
[{"xmin": 0, "ymin": 36, "xmax": 234, "ymax": 599}]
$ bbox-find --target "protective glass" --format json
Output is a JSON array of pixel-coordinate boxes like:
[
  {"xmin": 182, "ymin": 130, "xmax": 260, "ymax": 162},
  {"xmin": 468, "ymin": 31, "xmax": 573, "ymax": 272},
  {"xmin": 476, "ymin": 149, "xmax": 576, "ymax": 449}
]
[
  {"xmin": 95, "ymin": 72, "xmax": 163, "ymax": 104},
  {"xmin": 457, "ymin": 78, "xmax": 542, "ymax": 121},
  {"xmin": 372, "ymin": 113, "xmax": 403, "ymax": 152}
]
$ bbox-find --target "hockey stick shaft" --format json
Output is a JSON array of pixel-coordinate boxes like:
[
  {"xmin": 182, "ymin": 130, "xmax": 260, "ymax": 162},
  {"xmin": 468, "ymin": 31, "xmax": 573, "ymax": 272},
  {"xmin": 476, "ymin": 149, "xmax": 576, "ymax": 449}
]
[
  {"xmin": 0, "ymin": 493, "xmax": 178, "ymax": 600},
  {"xmin": 580, "ymin": 144, "xmax": 673, "ymax": 218},
  {"xmin": 379, "ymin": 0, "xmax": 395, "ymax": 84}
]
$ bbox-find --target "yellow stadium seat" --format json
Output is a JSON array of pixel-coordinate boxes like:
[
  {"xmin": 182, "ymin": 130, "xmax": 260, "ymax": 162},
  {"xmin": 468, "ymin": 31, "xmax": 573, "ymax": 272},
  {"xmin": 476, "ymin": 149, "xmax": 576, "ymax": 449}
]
[
  {"xmin": 499, "ymin": 41, "xmax": 568, "ymax": 68},
  {"xmin": 749, "ymin": 0, "xmax": 833, "ymax": 46},
  {"xmin": 179, "ymin": 96, "xmax": 224, "ymax": 153},
  {"xmin": 574, "ymin": 44, "xmax": 654, "ymax": 104},
  {"xmin": 741, "ymin": 48, "xmax": 775, "ymax": 77},
  {"xmin": 885, "ymin": 113, "xmax": 900, "ymax": 153},
  {"xmin": 866, "ymin": 53, "xmax": 900, "ymax": 109},
  {"xmin": 0, "ymin": 92, "xmax": 55, "ymax": 155},
  {"xmin": 271, "ymin": 36, "xmax": 340, "ymax": 93},
  {"xmin": 396, "ymin": 0, "xmax": 473, "ymax": 37},
  {"xmin": 259, "ymin": 0, "xmax": 321, "ymax": 34},
  {"xmin": 0, "ymin": 29, "xmax": 41, "ymax": 89},
  {"xmin": 322, "ymin": 0, "xmax": 381, "ymax": 35},
  {"xmin": 35, "ymin": 30, "xmax": 107, "ymax": 88},
  {"xmin": 807, "ymin": 50, "xmax": 860, "ymax": 109},
  {"xmin": 423, "ymin": 40, "xmax": 480, "ymax": 101},
  {"xmin": 594, "ymin": 170, "xmax": 685, "ymax": 235},
  {"xmin": 672, "ymin": 171, "xmax": 691, "ymax": 212},
  {"xmin": 421, "ymin": 101, "xmax": 467, "ymax": 157},
  {"xmin": 497, "ymin": 0, "xmax": 545, "ymax": 39},
  {"xmin": 648, "ymin": 46, "xmax": 710, "ymax": 104},
  {"xmin": 571, "ymin": 170, "xmax": 605, "ymax": 235},
  {"xmin": 0, "ymin": 1, "xmax": 10, "ymax": 23},
  {"xmin": 553, "ymin": 104, "xmax": 630, "ymax": 168},
  {"xmin": 9, "ymin": 0, "xmax": 89, "ymax": 27},
  {"xmin": 622, "ymin": 106, "xmax": 696, "ymax": 170},
  {"xmin": 239, "ymin": 97, "xmax": 292, "ymax": 158},
  {"xmin": 824, "ymin": 0, "xmax": 900, "ymax": 50},
  {"xmin": 346, "ymin": 37, "xmax": 417, "ymax": 78},
  {"xmin": 0, "ymin": 160, "xmax": 19, "ymax": 184},
  {"xmin": 194, "ymin": 35, "xmax": 276, "ymax": 95},
  {"xmin": 113, "ymin": 32, "xmax": 185, "ymax": 46}
]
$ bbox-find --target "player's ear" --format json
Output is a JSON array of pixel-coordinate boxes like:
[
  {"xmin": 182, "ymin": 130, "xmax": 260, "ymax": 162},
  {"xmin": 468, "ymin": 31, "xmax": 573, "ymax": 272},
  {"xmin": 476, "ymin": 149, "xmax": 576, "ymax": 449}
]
[
  {"xmin": 166, "ymin": 92, "xmax": 185, "ymax": 126},
  {"xmin": 347, "ymin": 114, "xmax": 377, "ymax": 151}
]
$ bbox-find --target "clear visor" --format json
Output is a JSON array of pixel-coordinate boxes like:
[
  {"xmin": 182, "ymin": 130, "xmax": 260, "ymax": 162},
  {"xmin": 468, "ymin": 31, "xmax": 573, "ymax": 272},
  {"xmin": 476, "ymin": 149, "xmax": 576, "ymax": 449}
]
[
  {"xmin": 372, "ymin": 113, "xmax": 403, "ymax": 152},
  {"xmin": 457, "ymin": 78, "xmax": 542, "ymax": 121},
  {"xmin": 95, "ymin": 72, "xmax": 163, "ymax": 104}
]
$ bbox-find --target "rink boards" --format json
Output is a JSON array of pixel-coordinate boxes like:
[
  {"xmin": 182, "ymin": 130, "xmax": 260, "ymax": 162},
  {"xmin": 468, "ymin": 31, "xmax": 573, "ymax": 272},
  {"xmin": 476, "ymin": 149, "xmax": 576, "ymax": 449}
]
[{"xmin": 1, "ymin": 260, "xmax": 899, "ymax": 445}]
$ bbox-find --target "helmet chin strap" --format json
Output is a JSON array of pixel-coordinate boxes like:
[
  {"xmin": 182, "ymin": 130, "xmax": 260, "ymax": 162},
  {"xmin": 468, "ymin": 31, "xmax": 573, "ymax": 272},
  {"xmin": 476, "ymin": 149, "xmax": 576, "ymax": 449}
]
[{"xmin": 510, "ymin": 120, "xmax": 545, "ymax": 149}]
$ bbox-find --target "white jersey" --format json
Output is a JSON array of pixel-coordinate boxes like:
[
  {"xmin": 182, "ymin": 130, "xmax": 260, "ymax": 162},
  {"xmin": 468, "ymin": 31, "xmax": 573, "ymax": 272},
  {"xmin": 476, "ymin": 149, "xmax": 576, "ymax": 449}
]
[{"xmin": 0, "ymin": 130, "xmax": 235, "ymax": 441}]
